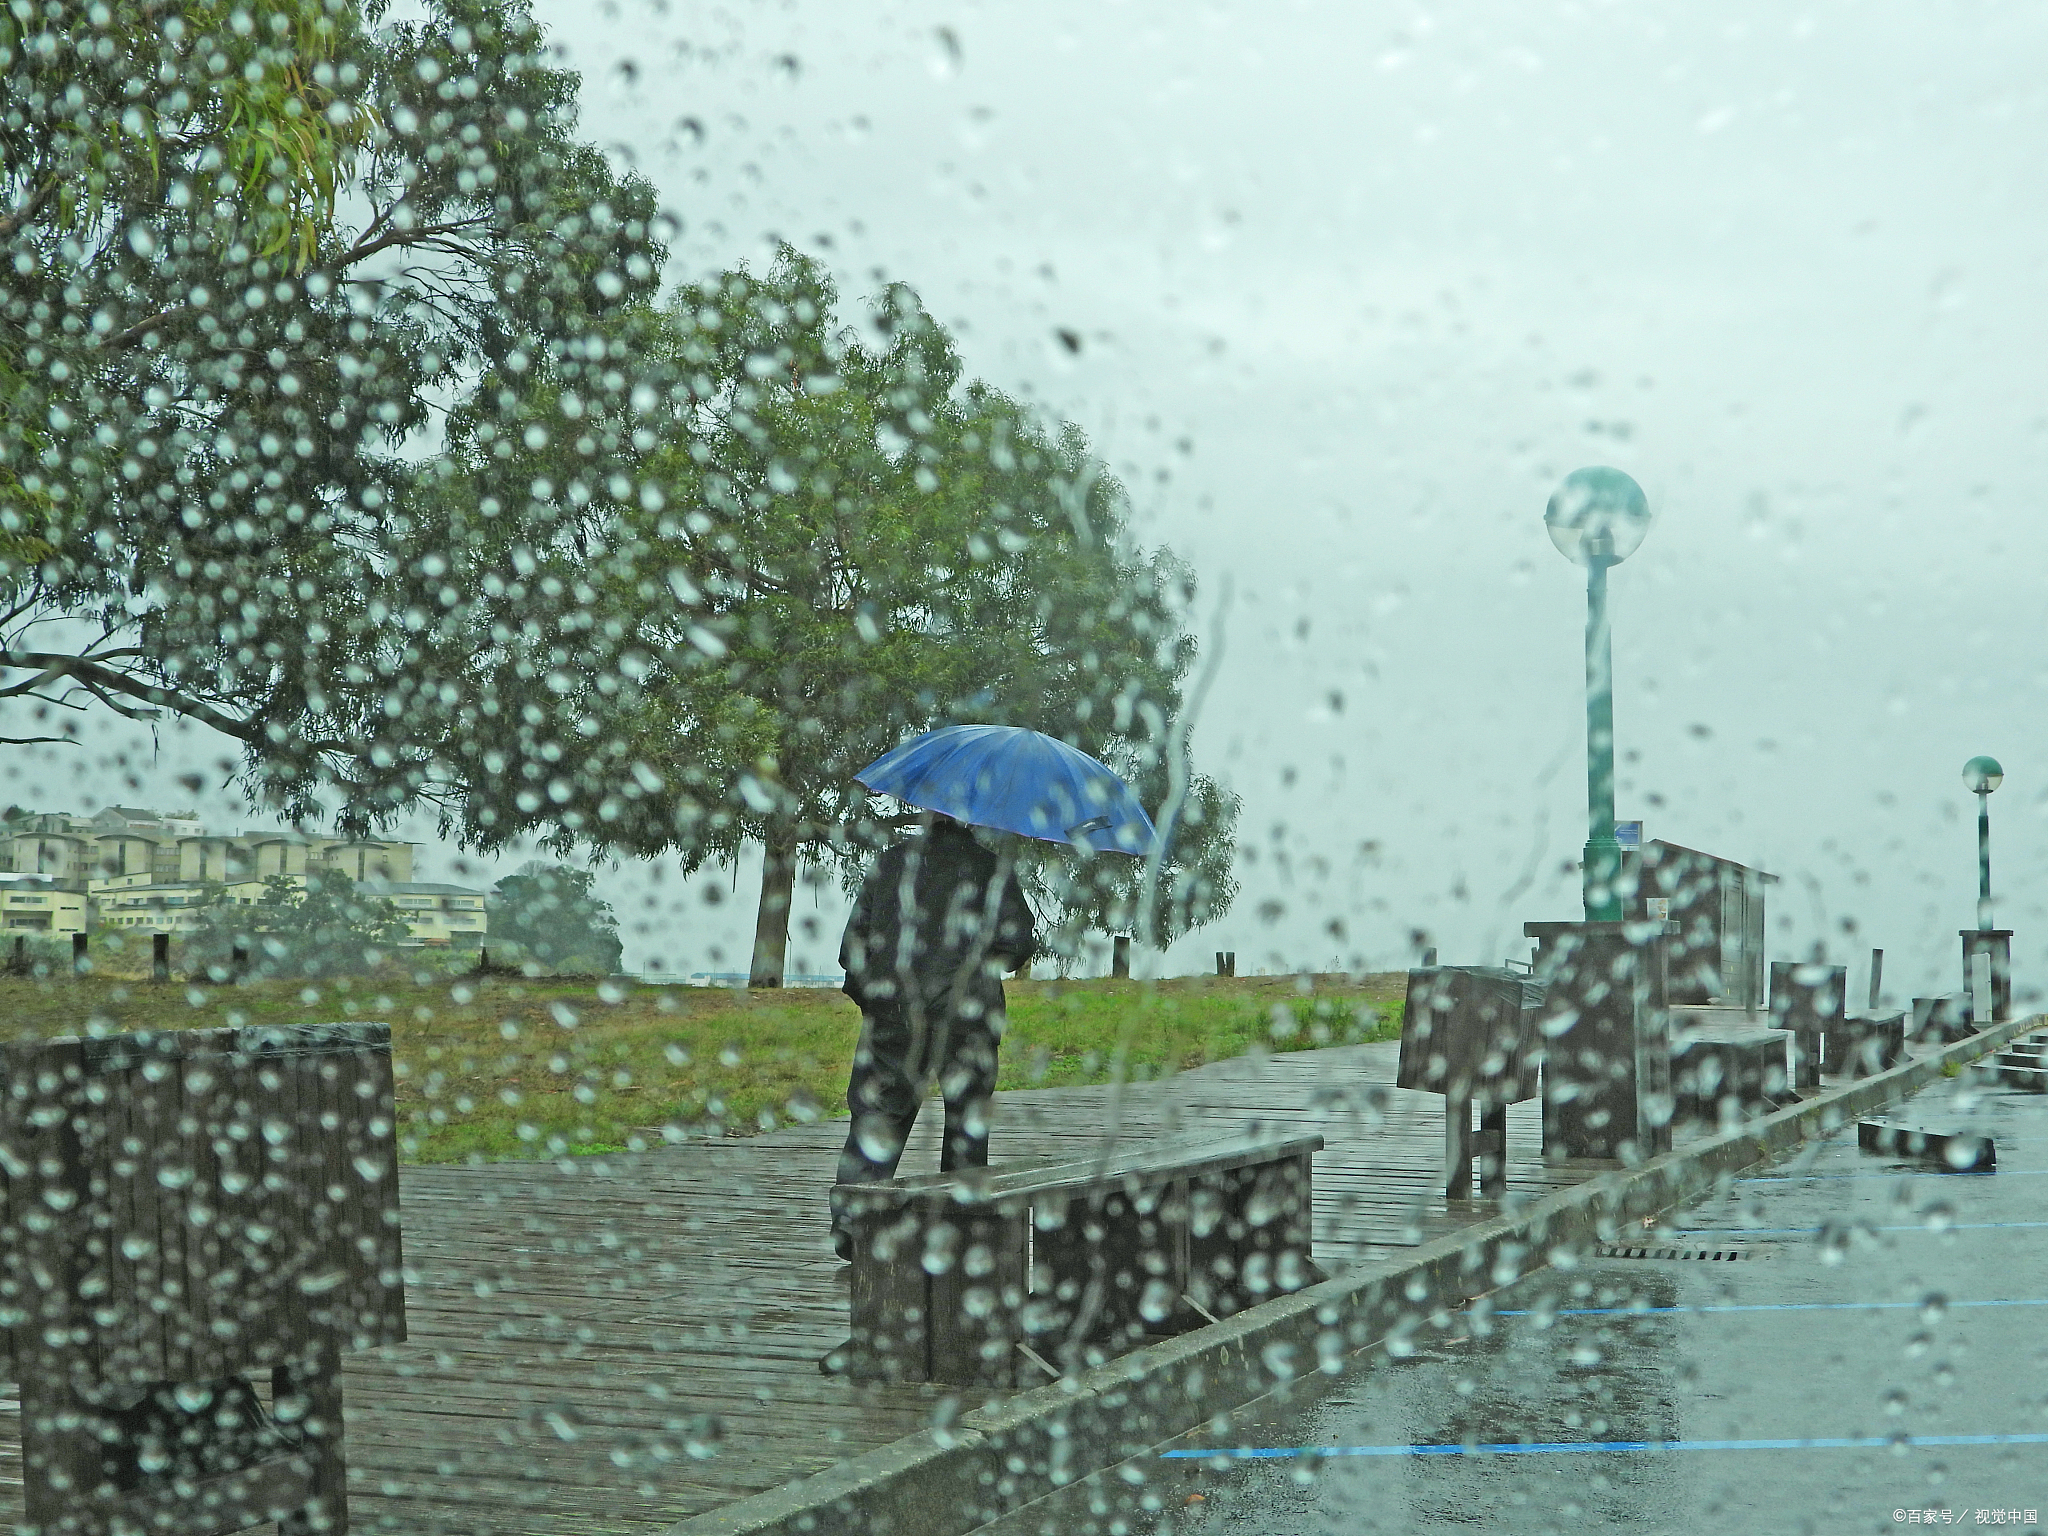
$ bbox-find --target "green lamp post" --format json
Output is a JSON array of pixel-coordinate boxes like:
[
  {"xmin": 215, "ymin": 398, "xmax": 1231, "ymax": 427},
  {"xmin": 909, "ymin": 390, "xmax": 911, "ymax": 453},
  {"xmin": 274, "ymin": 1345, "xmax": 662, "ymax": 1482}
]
[
  {"xmin": 1546, "ymin": 467, "xmax": 1653, "ymax": 922},
  {"xmin": 1963, "ymin": 754, "xmax": 2003, "ymax": 931}
]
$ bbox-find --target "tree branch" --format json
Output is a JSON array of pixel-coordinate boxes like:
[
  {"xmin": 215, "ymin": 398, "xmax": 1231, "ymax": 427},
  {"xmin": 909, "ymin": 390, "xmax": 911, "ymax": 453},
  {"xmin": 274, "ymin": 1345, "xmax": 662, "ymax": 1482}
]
[
  {"xmin": 0, "ymin": 651, "xmax": 258, "ymax": 740},
  {"xmin": 335, "ymin": 216, "xmax": 495, "ymax": 270},
  {"xmin": 0, "ymin": 176, "xmax": 61, "ymax": 244},
  {"xmin": 110, "ymin": 304, "xmax": 194, "ymax": 350}
]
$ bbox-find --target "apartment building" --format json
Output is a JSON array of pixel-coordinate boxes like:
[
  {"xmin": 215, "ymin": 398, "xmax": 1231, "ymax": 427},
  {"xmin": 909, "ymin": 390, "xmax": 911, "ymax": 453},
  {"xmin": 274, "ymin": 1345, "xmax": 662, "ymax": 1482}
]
[
  {"xmin": 0, "ymin": 809, "xmax": 417, "ymax": 889},
  {"xmin": 0, "ymin": 807, "xmax": 483, "ymax": 947},
  {"xmin": 93, "ymin": 880, "xmax": 250, "ymax": 935},
  {"xmin": 361, "ymin": 882, "xmax": 489, "ymax": 946},
  {"xmin": 0, "ymin": 874, "xmax": 87, "ymax": 936}
]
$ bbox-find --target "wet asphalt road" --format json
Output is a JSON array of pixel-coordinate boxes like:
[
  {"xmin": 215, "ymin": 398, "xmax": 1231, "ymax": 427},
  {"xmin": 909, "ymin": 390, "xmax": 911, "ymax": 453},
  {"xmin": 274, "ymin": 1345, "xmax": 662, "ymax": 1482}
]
[{"xmin": 1148, "ymin": 1069, "xmax": 2048, "ymax": 1536}]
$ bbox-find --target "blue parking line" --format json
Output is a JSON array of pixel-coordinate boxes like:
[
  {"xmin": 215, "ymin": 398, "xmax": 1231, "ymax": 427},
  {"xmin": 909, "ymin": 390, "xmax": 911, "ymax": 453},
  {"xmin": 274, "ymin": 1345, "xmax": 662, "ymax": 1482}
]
[
  {"xmin": 1672, "ymin": 1220, "xmax": 2048, "ymax": 1236},
  {"xmin": 1495, "ymin": 1296, "xmax": 2048, "ymax": 1319},
  {"xmin": 1162, "ymin": 1432, "xmax": 2048, "ymax": 1461}
]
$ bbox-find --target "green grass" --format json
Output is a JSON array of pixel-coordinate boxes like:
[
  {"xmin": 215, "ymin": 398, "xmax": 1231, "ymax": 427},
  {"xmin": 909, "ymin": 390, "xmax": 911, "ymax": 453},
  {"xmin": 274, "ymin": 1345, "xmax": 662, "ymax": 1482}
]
[
  {"xmin": 0, "ymin": 970, "xmax": 1404, "ymax": 1165},
  {"xmin": 997, "ymin": 974, "xmax": 1402, "ymax": 1089}
]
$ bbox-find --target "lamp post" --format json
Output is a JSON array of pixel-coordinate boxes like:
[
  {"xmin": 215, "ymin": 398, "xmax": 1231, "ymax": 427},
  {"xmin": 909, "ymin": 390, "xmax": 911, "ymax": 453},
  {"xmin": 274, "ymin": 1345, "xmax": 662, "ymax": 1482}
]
[
  {"xmin": 1963, "ymin": 754, "xmax": 2003, "ymax": 931},
  {"xmin": 1545, "ymin": 467, "xmax": 1653, "ymax": 922}
]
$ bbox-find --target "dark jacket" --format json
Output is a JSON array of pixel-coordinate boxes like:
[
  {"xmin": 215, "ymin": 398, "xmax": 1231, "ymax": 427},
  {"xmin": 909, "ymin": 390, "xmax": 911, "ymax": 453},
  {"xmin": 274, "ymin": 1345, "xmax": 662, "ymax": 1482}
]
[{"xmin": 838, "ymin": 822, "xmax": 1037, "ymax": 1023}]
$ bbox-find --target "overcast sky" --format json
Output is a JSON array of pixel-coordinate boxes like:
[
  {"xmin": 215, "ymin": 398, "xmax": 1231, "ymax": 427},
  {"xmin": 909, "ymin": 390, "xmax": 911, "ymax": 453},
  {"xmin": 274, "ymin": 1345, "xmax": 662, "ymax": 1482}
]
[{"xmin": 16, "ymin": 0, "xmax": 2048, "ymax": 998}]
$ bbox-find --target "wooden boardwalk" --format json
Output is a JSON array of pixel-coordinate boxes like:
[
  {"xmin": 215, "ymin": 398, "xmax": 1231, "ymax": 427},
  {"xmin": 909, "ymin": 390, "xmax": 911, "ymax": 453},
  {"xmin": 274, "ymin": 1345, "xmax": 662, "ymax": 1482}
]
[{"xmin": 0, "ymin": 1043, "xmax": 1590, "ymax": 1534}]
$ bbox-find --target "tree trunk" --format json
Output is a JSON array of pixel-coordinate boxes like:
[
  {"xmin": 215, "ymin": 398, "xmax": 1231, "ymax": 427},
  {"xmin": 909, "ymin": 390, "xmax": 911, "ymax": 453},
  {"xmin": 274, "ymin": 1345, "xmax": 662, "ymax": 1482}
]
[{"xmin": 749, "ymin": 830, "xmax": 799, "ymax": 988}]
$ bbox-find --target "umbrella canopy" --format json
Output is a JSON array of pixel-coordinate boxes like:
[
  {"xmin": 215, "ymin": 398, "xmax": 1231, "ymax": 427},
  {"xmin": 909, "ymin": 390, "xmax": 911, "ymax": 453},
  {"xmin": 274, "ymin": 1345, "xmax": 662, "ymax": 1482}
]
[{"xmin": 855, "ymin": 725, "xmax": 1157, "ymax": 855}]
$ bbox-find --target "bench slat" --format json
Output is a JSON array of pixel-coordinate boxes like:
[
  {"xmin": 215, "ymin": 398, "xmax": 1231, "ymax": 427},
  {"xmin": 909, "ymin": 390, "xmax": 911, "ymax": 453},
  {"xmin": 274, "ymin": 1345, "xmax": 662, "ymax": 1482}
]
[{"xmin": 841, "ymin": 1131, "xmax": 1325, "ymax": 1206}]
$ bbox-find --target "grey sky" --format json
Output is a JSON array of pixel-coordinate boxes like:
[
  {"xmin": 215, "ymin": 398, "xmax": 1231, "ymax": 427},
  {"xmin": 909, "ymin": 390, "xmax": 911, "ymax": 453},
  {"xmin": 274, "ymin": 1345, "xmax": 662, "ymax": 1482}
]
[{"xmin": 13, "ymin": 0, "xmax": 2048, "ymax": 996}]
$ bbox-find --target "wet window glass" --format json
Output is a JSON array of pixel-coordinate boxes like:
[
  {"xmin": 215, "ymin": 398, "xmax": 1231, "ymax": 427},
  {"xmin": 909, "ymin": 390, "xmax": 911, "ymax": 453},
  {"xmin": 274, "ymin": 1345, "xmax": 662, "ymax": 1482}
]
[{"xmin": 2, "ymin": 2, "xmax": 2042, "ymax": 1532}]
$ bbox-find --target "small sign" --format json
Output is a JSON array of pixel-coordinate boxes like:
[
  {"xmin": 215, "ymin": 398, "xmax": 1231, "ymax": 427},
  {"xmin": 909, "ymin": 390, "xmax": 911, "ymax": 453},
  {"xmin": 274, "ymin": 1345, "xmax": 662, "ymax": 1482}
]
[
  {"xmin": 1646, "ymin": 897, "xmax": 1671, "ymax": 921},
  {"xmin": 1614, "ymin": 821, "xmax": 1642, "ymax": 849}
]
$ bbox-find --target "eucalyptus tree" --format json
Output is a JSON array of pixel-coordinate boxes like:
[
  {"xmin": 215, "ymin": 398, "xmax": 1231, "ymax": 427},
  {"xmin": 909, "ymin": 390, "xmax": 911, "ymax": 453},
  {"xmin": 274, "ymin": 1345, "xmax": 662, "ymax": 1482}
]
[
  {"xmin": 422, "ymin": 246, "xmax": 1239, "ymax": 982},
  {"xmin": 0, "ymin": 0, "xmax": 664, "ymax": 822}
]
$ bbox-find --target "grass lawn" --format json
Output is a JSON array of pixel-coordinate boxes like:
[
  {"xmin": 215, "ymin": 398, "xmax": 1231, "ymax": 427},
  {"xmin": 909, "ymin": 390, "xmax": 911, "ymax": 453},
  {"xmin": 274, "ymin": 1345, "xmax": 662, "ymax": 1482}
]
[{"xmin": 0, "ymin": 969, "xmax": 1405, "ymax": 1165}]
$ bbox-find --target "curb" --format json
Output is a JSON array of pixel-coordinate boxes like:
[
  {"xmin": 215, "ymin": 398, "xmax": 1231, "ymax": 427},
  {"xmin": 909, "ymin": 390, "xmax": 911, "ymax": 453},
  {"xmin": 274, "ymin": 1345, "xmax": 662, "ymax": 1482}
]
[{"xmin": 664, "ymin": 1015, "xmax": 2038, "ymax": 1536}]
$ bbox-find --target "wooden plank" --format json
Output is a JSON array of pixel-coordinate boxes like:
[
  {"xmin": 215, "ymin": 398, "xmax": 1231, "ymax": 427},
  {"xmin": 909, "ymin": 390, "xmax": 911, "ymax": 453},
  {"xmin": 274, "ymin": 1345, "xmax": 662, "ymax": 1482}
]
[
  {"xmin": 97, "ymin": 1038, "xmax": 157, "ymax": 1386},
  {"xmin": 183, "ymin": 1034, "xmax": 234, "ymax": 1380},
  {"xmin": 129, "ymin": 1035, "xmax": 183, "ymax": 1383}
]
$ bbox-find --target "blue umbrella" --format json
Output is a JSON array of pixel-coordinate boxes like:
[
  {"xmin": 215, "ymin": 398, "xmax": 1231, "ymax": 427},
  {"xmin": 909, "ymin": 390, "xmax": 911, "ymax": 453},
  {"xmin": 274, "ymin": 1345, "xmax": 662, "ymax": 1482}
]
[{"xmin": 855, "ymin": 725, "xmax": 1157, "ymax": 855}]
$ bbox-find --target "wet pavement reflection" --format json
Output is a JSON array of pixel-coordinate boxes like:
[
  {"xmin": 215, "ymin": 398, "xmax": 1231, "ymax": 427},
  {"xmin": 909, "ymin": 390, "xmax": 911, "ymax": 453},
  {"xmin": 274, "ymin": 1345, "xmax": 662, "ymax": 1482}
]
[{"xmin": 1145, "ymin": 1070, "xmax": 2048, "ymax": 1535}]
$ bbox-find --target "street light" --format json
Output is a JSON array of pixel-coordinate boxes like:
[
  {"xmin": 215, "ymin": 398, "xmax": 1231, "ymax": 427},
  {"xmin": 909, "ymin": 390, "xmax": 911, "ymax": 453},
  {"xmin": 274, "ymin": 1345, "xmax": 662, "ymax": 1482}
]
[
  {"xmin": 1546, "ymin": 467, "xmax": 1653, "ymax": 922},
  {"xmin": 1963, "ymin": 754, "xmax": 2003, "ymax": 931}
]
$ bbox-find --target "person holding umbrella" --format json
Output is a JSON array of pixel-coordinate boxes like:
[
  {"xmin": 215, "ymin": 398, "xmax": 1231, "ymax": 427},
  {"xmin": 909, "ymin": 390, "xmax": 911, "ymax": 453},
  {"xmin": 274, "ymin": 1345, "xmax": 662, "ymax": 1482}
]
[{"xmin": 828, "ymin": 725, "xmax": 1156, "ymax": 1264}]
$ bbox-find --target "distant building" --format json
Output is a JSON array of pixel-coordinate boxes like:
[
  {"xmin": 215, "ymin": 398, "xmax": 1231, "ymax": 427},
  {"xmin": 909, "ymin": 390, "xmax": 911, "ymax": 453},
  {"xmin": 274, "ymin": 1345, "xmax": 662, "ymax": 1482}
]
[
  {"xmin": 361, "ymin": 882, "xmax": 488, "ymax": 947},
  {"xmin": 93, "ymin": 805, "xmax": 203, "ymax": 839},
  {"xmin": 0, "ymin": 816, "xmax": 95, "ymax": 886},
  {"xmin": 94, "ymin": 880, "xmax": 249, "ymax": 936},
  {"xmin": 1, "ymin": 806, "xmax": 473, "ymax": 947},
  {"xmin": 0, "ymin": 873, "xmax": 87, "ymax": 937}
]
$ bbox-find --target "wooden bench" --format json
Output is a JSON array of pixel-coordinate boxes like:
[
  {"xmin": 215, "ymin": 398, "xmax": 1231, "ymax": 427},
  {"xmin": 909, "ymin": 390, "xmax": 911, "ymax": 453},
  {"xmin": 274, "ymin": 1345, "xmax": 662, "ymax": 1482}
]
[
  {"xmin": 1912, "ymin": 994, "xmax": 1969, "ymax": 1044},
  {"xmin": 834, "ymin": 1133, "xmax": 1323, "ymax": 1386},
  {"xmin": 1823, "ymin": 1011, "xmax": 1908, "ymax": 1078},
  {"xmin": 1397, "ymin": 967, "xmax": 1541, "ymax": 1199},
  {"xmin": 1669, "ymin": 1020, "xmax": 1792, "ymax": 1128},
  {"xmin": 1770, "ymin": 961, "xmax": 1844, "ymax": 1092},
  {"xmin": 0, "ymin": 1023, "xmax": 406, "ymax": 1535}
]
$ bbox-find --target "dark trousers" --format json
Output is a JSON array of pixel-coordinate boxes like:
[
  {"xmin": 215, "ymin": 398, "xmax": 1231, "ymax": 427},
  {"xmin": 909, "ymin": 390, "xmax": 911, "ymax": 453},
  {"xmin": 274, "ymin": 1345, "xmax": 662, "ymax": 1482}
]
[{"xmin": 829, "ymin": 1001, "xmax": 999, "ymax": 1260}]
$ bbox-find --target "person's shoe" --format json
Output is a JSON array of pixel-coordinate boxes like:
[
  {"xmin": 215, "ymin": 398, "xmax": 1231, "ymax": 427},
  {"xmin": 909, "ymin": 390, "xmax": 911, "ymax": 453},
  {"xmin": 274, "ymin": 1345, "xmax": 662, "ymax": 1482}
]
[{"xmin": 819, "ymin": 1340, "xmax": 853, "ymax": 1376}]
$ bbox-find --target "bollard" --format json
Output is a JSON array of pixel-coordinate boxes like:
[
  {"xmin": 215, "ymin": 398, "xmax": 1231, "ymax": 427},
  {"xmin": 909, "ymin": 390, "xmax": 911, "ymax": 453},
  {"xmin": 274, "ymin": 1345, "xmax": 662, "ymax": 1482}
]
[
  {"xmin": 9, "ymin": 935, "xmax": 22, "ymax": 975},
  {"xmin": 152, "ymin": 931, "xmax": 169, "ymax": 982},
  {"xmin": 71, "ymin": 932, "xmax": 88, "ymax": 974},
  {"xmin": 1216, "ymin": 951, "xmax": 1228, "ymax": 977},
  {"xmin": 231, "ymin": 943, "xmax": 249, "ymax": 980},
  {"xmin": 1111, "ymin": 935, "xmax": 1130, "ymax": 979},
  {"xmin": 1422, "ymin": 946, "xmax": 1438, "ymax": 967},
  {"xmin": 1868, "ymin": 947, "xmax": 1883, "ymax": 1011}
]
